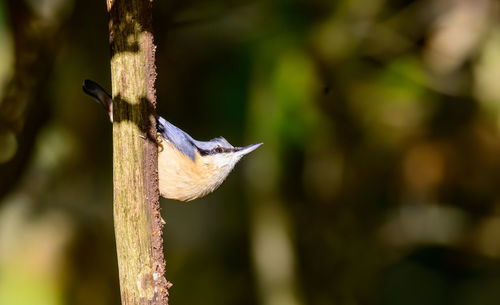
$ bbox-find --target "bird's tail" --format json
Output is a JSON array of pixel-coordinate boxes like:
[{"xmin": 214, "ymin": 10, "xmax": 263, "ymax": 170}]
[{"xmin": 82, "ymin": 79, "xmax": 113, "ymax": 122}]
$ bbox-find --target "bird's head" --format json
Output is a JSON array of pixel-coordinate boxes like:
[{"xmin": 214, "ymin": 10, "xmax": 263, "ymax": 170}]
[{"xmin": 197, "ymin": 138, "xmax": 262, "ymax": 172}]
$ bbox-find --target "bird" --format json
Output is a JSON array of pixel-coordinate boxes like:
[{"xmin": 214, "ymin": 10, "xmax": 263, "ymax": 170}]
[{"xmin": 82, "ymin": 80, "xmax": 262, "ymax": 202}]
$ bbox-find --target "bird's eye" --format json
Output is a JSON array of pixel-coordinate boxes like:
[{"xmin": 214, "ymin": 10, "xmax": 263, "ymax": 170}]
[{"xmin": 215, "ymin": 146, "xmax": 223, "ymax": 153}]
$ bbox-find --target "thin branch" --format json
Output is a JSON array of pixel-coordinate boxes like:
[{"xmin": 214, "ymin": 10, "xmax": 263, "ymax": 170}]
[{"xmin": 106, "ymin": 1, "xmax": 170, "ymax": 304}]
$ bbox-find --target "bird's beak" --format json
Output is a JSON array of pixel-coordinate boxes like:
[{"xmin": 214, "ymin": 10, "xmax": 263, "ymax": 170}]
[{"xmin": 237, "ymin": 143, "xmax": 263, "ymax": 155}]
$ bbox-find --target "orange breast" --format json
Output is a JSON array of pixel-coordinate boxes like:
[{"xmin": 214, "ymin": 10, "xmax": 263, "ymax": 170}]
[{"xmin": 157, "ymin": 138, "xmax": 221, "ymax": 201}]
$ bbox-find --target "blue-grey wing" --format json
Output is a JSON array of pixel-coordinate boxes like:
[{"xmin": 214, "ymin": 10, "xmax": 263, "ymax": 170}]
[
  {"xmin": 157, "ymin": 116, "xmax": 197, "ymax": 160},
  {"xmin": 156, "ymin": 116, "xmax": 228, "ymax": 160}
]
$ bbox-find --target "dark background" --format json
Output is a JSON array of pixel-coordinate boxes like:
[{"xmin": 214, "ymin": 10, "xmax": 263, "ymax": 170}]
[{"xmin": 1, "ymin": 0, "xmax": 500, "ymax": 304}]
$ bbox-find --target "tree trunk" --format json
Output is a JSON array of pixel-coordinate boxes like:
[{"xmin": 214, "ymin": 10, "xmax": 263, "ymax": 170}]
[{"xmin": 106, "ymin": 1, "xmax": 170, "ymax": 304}]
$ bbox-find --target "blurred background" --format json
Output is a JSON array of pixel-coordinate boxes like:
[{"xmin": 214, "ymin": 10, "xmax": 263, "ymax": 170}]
[{"xmin": 2, "ymin": 0, "xmax": 500, "ymax": 304}]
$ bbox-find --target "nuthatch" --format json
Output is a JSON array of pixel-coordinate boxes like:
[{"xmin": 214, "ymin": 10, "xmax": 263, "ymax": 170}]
[{"xmin": 83, "ymin": 80, "xmax": 262, "ymax": 202}]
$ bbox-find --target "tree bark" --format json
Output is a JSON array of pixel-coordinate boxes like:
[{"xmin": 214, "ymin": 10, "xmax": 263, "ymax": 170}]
[{"xmin": 106, "ymin": 1, "xmax": 170, "ymax": 304}]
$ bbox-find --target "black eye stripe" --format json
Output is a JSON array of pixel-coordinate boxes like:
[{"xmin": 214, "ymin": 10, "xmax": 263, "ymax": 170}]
[{"xmin": 198, "ymin": 147, "xmax": 239, "ymax": 156}]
